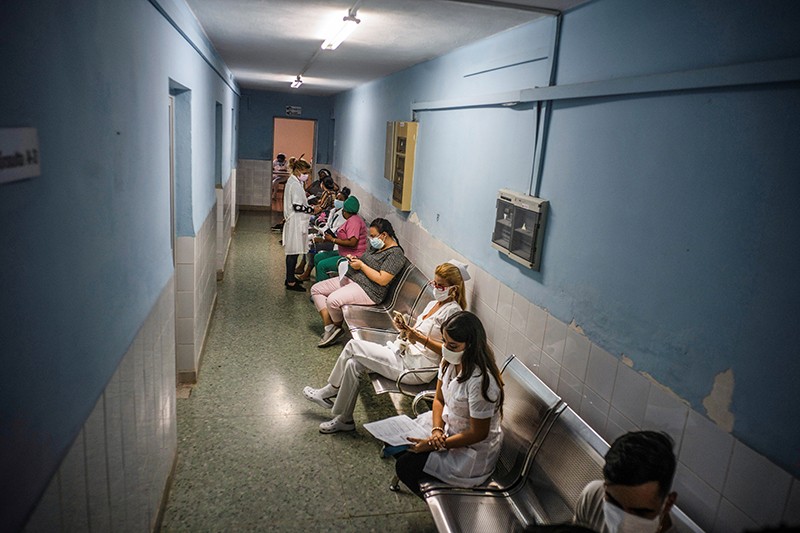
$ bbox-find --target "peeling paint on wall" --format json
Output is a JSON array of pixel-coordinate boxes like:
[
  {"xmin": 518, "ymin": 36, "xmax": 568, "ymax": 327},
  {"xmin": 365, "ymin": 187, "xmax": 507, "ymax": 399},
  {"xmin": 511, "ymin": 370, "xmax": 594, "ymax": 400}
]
[
  {"xmin": 702, "ymin": 368, "xmax": 735, "ymax": 432},
  {"xmin": 620, "ymin": 354, "xmax": 634, "ymax": 368}
]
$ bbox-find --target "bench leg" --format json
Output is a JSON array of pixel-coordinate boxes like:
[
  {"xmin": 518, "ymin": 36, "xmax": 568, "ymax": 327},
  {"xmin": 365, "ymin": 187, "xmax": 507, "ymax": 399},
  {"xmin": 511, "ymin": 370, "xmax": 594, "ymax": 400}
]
[{"xmin": 389, "ymin": 474, "xmax": 401, "ymax": 492}]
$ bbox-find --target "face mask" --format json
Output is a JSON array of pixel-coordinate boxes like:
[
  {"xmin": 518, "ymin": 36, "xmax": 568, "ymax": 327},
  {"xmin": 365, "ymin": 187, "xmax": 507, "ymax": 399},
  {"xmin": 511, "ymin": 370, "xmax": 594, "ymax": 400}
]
[
  {"xmin": 603, "ymin": 500, "xmax": 661, "ymax": 533},
  {"xmin": 299, "ymin": 173, "xmax": 309, "ymax": 182},
  {"xmin": 441, "ymin": 346, "xmax": 464, "ymax": 365},
  {"xmin": 433, "ymin": 286, "xmax": 453, "ymax": 302},
  {"xmin": 369, "ymin": 236, "xmax": 384, "ymax": 250},
  {"xmin": 333, "ymin": 199, "xmax": 344, "ymax": 209}
]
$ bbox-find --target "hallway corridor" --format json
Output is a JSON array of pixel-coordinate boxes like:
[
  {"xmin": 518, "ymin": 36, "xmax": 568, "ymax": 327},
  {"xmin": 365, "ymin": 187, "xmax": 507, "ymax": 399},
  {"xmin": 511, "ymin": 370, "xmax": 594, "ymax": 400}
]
[{"xmin": 160, "ymin": 211, "xmax": 435, "ymax": 532}]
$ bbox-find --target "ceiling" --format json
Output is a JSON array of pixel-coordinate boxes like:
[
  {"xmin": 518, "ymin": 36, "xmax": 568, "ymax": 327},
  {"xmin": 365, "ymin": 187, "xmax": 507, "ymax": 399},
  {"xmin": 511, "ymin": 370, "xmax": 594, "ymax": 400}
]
[{"xmin": 184, "ymin": 0, "xmax": 591, "ymax": 96}]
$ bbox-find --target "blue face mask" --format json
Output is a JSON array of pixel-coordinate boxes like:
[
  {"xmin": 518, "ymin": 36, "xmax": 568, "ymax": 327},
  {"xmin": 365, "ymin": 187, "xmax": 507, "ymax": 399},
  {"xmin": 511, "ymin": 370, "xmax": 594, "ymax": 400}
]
[
  {"xmin": 369, "ymin": 236, "xmax": 385, "ymax": 250},
  {"xmin": 333, "ymin": 199, "xmax": 344, "ymax": 210}
]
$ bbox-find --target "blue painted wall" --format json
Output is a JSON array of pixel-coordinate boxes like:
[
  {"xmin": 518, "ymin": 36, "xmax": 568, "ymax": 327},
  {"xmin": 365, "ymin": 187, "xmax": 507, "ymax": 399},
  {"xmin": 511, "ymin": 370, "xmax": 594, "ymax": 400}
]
[
  {"xmin": 332, "ymin": 0, "xmax": 800, "ymax": 476},
  {"xmin": 0, "ymin": 0, "xmax": 238, "ymax": 528},
  {"xmin": 238, "ymin": 89, "xmax": 334, "ymax": 163}
]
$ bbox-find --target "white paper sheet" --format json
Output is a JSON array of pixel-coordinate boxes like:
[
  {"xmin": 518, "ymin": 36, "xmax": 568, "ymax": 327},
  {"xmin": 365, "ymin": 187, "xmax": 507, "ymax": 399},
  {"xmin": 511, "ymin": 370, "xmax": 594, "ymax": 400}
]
[
  {"xmin": 363, "ymin": 414, "xmax": 429, "ymax": 446},
  {"xmin": 337, "ymin": 258, "xmax": 349, "ymax": 281}
]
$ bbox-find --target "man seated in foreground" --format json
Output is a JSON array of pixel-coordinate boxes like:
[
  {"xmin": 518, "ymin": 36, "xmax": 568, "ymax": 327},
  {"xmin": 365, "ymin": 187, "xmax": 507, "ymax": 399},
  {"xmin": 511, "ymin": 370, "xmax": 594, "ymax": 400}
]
[{"xmin": 574, "ymin": 430, "xmax": 679, "ymax": 533}]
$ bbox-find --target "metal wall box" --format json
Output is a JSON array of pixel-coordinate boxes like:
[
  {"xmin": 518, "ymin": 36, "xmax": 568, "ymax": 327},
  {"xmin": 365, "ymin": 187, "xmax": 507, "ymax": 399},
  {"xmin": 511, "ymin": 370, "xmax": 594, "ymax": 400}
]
[
  {"xmin": 384, "ymin": 121, "xmax": 418, "ymax": 211},
  {"xmin": 491, "ymin": 189, "xmax": 548, "ymax": 271}
]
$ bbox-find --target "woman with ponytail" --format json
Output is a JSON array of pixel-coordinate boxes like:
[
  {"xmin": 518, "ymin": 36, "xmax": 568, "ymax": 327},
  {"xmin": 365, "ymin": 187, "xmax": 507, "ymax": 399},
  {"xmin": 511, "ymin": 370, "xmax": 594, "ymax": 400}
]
[
  {"xmin": 282, "ymin": 156, "xmax": 313, "ymax": 291},
  {"xmin": 310, "ymin": 218, "xmax": 407, "ymax": 347},
  {"xmin": 303, "ymin": 261, "xmax": 470, "ymax": 434}
]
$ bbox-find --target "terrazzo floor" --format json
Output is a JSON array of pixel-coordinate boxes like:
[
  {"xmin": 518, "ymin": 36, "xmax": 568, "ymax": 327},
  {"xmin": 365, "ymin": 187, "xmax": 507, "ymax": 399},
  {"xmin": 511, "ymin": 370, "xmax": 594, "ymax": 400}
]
[{"xmin": 160, "ymin": 211, "xmax": 436, "ymax": 532}]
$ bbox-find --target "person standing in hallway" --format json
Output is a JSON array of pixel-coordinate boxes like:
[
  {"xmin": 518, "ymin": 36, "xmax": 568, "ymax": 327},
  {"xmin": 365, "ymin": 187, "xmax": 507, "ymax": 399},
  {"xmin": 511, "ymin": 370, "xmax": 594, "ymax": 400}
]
[
  {"xmin": 282, "ymin": 156, "xmax": 314, "ymax": 291},
  {"xmin": 303, "ymin": 261, "xmax": 469, "ymax": 434}
]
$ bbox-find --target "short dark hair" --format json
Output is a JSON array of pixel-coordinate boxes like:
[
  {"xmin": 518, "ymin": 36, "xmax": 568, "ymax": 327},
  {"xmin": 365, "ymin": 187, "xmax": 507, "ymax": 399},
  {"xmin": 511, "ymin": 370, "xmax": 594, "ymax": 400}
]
[
  {"xmin": 603, "ymin": 431, "xmax": 676, "ymax": 497},
  {"xmin": 321, "ymin": 176, "xmax": 334, "ymax": 190},
  {"xmin": 340, "ymin": 187, "xmax": 350, "ymax": 199}
]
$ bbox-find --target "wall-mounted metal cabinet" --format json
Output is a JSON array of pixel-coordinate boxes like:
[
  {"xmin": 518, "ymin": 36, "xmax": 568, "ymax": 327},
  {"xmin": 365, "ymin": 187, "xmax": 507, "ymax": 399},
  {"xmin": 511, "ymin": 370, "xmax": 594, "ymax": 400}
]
[
  {"xmin": 491, "ymin": 189, "xmax": 548, "ymax": 271},
  {"xmin": 384, "ymin": 121, "xmax": 418, "ymax": 211}
]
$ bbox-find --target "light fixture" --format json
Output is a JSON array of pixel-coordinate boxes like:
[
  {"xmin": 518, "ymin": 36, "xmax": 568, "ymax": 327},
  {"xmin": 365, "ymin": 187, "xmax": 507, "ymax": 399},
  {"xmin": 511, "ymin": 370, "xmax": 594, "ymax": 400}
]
[
  {"xmin": 321, "ymin": 11, "xmax": 361, "ymax": 51},
  {"xmin": 290, "ymin": 75, "xmax": 303, "ymax": 89}
]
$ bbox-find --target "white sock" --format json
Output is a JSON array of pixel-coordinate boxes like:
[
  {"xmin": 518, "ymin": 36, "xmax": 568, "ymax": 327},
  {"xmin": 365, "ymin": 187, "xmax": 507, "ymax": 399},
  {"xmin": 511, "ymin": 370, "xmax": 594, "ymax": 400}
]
[
  {"xmin": 320, "ymin": 384, "xmax": 338, "ymax": 398},
  {"xmin": 324, "ymin": 324, "xmax": 335, "ymax": 332}
]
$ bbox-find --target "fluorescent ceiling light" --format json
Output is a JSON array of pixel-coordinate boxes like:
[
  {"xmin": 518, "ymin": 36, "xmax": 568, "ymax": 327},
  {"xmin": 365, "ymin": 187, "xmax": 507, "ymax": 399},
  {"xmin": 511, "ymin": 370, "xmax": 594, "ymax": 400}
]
[
  {"xmin": 321, "ymin": 13, "xmax": 361, "ymax": 51},
  {"xmin": 290, "ymin": 75, "xmax": 303, "ymax": 88}
]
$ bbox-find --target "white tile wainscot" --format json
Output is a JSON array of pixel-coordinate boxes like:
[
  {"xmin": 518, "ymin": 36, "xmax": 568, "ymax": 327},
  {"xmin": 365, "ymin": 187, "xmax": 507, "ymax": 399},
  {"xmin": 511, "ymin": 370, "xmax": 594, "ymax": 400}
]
[{"xmin": 333, "ymin": 171, "xmax": 800, "ymax": 532}]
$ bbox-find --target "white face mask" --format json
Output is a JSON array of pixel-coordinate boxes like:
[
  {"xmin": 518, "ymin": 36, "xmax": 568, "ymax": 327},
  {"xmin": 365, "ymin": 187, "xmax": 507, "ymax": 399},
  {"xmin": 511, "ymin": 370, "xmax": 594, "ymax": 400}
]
[
  {"xmin": 441, "ymin": 346, "xmax": 464, "ymax": 365},
  {"xmin": 369, "ymin": 236, "xmax": 384, "ymax": 250},
  {"xmin": 298, "ymin": 173, "xmax": 309, "ymax": 182},
  {"xmin": 333, "ymin": 199, "xmax": 344, "ymax": 209},
  {"xmin": 603, "ymin": 500, "xmax": 662, "ymax": 533},
  {"xmin": 433, "ymin": 286, "xmax": 453, "ymax": 302}
]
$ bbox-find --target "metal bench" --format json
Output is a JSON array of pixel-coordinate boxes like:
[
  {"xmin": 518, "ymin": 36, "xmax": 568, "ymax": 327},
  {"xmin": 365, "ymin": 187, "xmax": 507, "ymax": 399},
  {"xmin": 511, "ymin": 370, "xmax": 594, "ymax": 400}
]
[
  {"xmin": 422, "ymin": 357, "xmax": 705, "ymax": 533},
  {"xmin": 342, "ymin": 263, "xmax": 431, "ymax": 333},
  {"xmin": 388, "ymin": 355, "xmax": 563, "ymax": 495},
  {"xmin": 349, "ymin": 327, "xmax": 439, "ymax": 398}
]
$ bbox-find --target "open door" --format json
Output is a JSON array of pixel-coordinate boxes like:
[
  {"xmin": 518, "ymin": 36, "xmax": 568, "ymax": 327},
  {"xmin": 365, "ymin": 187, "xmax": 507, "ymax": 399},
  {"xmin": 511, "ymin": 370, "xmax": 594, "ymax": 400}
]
[{"xmin": 272, "ymin": 118, "xmax": 316, "ymax": 211}]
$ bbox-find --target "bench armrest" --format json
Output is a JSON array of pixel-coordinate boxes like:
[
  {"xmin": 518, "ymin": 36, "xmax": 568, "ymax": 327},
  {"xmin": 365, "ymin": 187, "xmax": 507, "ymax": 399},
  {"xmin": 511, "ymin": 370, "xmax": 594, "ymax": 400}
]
[
  {"xmin": 412, "ymin": 390, "xmax": 436, "ymax": 416},
  {"xmin": 396, "ymin": 366, "xmax": 438, "ymax": 397}
]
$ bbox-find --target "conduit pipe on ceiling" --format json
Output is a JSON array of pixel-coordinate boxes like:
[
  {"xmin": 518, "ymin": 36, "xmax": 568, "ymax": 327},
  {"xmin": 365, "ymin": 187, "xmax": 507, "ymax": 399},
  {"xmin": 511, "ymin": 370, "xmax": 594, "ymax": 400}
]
[
  {"xmin": 530, "ymin": 12, "xmax": 561, "ymax": 197},
  {"xmin": 297, "ymin": 0, "xmax": 364, "ymax": 82},
  {"xmin": 441, "ymin": 0, "xmax": 560, "ymax": 16},
  {"xmin": 411, "ymin": 57, "xmax": 800, "ymax": 111},
  {"xmin": 412, "ymin": 54, "xmax": 800, "ymax": 192}
]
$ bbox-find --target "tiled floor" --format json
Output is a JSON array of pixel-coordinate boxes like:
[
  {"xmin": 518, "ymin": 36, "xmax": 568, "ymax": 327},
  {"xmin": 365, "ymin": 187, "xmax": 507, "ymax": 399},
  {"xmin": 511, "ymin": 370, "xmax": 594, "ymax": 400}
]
[{"xmin": 160, "ymin": 211, "xmax": 436, "ymax": 532}]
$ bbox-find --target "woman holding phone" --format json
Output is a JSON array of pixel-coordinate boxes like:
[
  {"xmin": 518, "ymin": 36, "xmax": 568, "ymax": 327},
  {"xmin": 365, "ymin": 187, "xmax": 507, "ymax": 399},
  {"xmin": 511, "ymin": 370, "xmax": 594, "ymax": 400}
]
[
  {"xmin": 309, "ymin": 218, "xmax": 407, "ymax": 348},
  {"xmin": 310, "ymin": 196, "xmax": 367, "ymax": 279},
  {"xmin": 304, "ymin": 261, "xmax": 469, "ymax": 433}
]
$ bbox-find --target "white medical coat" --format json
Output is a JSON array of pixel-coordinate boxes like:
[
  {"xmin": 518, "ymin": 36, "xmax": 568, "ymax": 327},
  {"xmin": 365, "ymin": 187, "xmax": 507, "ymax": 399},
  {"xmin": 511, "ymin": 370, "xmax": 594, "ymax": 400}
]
[{"xmin": 282, "ymin": 175, "xmax": 311, "ymax": 255}]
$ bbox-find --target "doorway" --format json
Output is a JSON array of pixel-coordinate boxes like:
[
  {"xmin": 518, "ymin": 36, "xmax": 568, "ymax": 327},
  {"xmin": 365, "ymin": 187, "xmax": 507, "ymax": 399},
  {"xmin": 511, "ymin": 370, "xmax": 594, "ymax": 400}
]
[{"xmin": 272, "ymin": 117, "xmax": 316, "ymax": 211}]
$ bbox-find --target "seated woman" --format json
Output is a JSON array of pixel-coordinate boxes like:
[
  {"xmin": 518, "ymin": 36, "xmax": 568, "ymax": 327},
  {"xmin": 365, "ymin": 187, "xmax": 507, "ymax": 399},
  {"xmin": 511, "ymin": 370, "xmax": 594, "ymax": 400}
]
[
  {"xmin": 315, "ymin": 176, "xmax": 337, "ymax": 212},
  {"xmin": 295, "ymin": 176, "xmax": 340, "ymax": 275},
  {"xmin": 395, "ymin": 311, "xmax": 505, "ymax": 497},
  {"xmin": 303, "ymin": 261, "xmax": 470, "ymax": 434},
  {"xmin": 312, "ymin": 196, "xmax": 367, "ymax": 279},
  {"xmin": 310, "ymin": 218, "xmax": 406, "ymax": 348},
  {"xmin": 297, "ymin": 187, "xmax": 351, "ymax": 281}
]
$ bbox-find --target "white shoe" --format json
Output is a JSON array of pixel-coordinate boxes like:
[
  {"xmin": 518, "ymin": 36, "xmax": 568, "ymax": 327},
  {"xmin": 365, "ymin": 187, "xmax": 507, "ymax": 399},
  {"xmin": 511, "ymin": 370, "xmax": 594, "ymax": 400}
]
[
  {"xmin": 319, "ymin": 416, "xmax": 355, "ymax": 434},
  {"xmin": 317, "ymin": 325, "xmax": 343, "ymax": 347},
  {"xmin": 303, "ymin": 386, "xmax": 334, "ymax": 409}
]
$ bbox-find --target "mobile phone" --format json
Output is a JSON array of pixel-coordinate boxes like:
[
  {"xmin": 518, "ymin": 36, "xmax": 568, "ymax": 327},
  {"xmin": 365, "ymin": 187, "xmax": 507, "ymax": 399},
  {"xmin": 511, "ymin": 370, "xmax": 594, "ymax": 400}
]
[
  {"xmin": 392, "ymin": 311, "xmax": 407, "ymax": 326},
  {"xmin": 325, "ymin": 228, "xmax": 336, "ymax": 238}
]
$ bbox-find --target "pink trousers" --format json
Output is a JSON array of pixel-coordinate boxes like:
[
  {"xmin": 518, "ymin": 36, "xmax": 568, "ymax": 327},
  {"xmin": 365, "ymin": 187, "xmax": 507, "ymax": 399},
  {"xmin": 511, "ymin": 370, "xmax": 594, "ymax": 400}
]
[{"xmin": 310, "ymin": 276, "xmax": 376, "ymax": 324}]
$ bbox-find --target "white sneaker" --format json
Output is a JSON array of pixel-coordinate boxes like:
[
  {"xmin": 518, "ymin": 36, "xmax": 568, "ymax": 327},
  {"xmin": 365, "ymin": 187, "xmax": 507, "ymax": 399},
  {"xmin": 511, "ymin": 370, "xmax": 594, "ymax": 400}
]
[
  {"xmin": 319, "ymin": 416, "xmax": 355, "ymax": 434},
  {"xmin": 303, "ymin": 386, "xmax": 334, "ymax": 409},
  {"xmin": 317, "ymin": 325, "xmax": 343, "ymax": 347}
]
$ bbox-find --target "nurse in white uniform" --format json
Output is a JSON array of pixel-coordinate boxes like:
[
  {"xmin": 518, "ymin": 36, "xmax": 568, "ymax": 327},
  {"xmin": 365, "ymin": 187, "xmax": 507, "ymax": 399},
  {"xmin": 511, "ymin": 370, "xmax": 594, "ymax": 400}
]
[
  {"xmin": 395, "ymin": 311, "xmax": 505, "ymax": 496},
  {"xmin": 282, "ymin": 156, "xmax": 314, "ymax": 291},
  {"xmin": 303, "ymin": 261, "xmax": 470, "ymax": 434}
]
